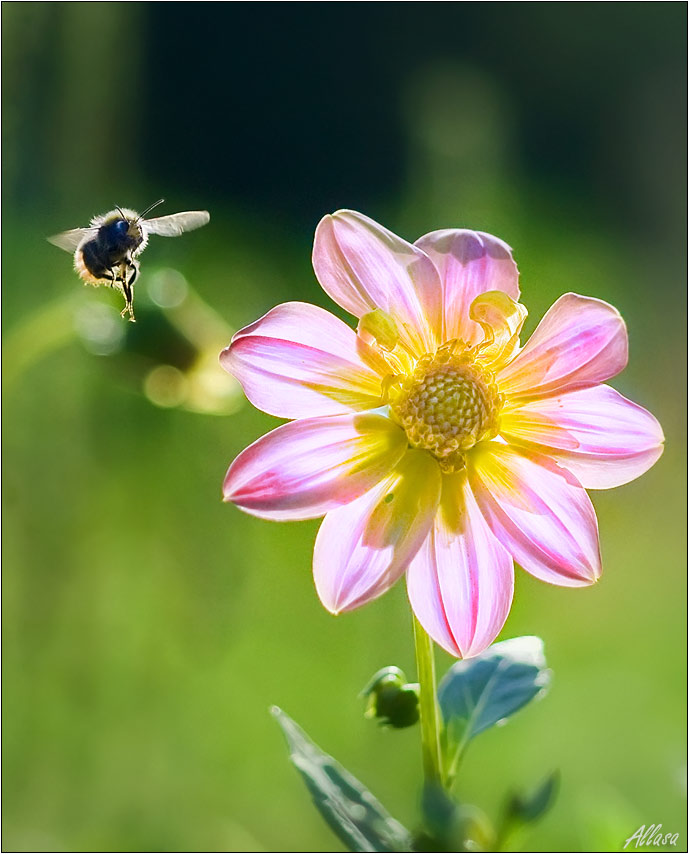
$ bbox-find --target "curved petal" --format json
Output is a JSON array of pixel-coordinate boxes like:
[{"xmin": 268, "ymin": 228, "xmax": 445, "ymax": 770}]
[
  {"xmin": 415, "ymin": 229, "xmax": 520, "ymax": 345},
  {"xmin": 314, "ymin": 449, "xmax": 442, "ymax": 614},
  {"xmin": 500, "ymin": 385, "xmax": 664, "ymax": 489},
  {"xmin": 223, "ymin": 412, "xmax": 408, "ymax": 521},
  {"xmin": 470, "ymin": 290, "xmax": 528, "ymax": 369},
  {"xmin": 407, "ymin": 472, "xmax": 514, "ymax": 659},
  {"xmin": 220, "ymin": 302, "xmax": 390, "ymax": 418},
  {"xmin": 497, "ymin": 294, "xmax": 628, "ymax": 400},
  {"xmin": 313, "ymin": 210, "xmax": 443, "ymax": 356},
  {"xmin": 468, "ymin": 442, "xmax": 601, "ymax": 587}
]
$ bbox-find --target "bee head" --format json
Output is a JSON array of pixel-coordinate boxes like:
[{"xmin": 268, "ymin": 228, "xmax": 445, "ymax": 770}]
[
  {"xmin": 114, "ymin": 207, "xmax": 141, "ymax": 241},
  {"xmin": 96, "ymin": 209, "xmax": 144, "ymax": 253}
]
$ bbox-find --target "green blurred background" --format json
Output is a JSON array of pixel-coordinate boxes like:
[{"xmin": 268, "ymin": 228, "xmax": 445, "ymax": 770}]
[{"xmin": 2, "ymin": 3, "xmax": 686, "ymax": 851}]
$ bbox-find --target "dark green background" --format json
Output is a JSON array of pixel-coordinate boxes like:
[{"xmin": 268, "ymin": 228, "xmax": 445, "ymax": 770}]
[{"xmin": 3, "ymin": 3, "xmax": 686, "ymax": 851}]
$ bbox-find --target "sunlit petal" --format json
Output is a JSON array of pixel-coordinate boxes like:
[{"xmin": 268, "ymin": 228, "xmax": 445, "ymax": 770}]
[
  {"xmin": 501, "ymin": 385, "xmax": 664, "ymax": 489},
  {"xmin": 407, "ymin": 472, "xmax": 514, "ymax": 658},
  {"xmin": 221, "ymin": 302, "xmax": 390, "ymax": 418},
  {"xmin": 314, "ymin": 450, "xmax": 442, "ymax": 614},
  {"xmin": 223, "ymin": 412, "xmax": 408, "ymax": 520},
  {"xmin": 468, "ymin": 442, "xmax": 601, "ymax": 586},
  {"xmin": 313, "ymin": 210, "xmax": 443, "ymax": 356},
  {"xmin": 497, "ymin": 293, "xmax": 628, "ymax": 399},
  {"xmin": 415, "ymin": 229, "xmax": 520, "ymax": 344}
]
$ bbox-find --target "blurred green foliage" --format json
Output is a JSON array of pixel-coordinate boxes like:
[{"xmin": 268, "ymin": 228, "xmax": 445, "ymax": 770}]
[{"xmin": 2, "ymin": 4, "xmax": 685, "ymax": 852}]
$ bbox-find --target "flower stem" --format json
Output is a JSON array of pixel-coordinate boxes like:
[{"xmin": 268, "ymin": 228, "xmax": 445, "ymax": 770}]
[{"xmin": 412, "ymin": 614, "xmax": 444, "ymax": 787}]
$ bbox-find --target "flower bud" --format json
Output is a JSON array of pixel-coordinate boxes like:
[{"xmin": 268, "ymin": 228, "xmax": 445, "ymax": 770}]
[{"xmin": 361, "ymin": 666, "xmax": 419, "ymax": 728}]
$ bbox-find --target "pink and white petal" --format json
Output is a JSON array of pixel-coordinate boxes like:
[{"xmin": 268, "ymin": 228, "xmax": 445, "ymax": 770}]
[
  {"xmin": 553, "ymin": 445, "xmax": 663, "ymax": 491},
  {"xmin": 407, "ymin": 472, "xmax": 514, "ymax": 659},
  {"xmin": 468, "ymin": 442, "xmax": 601, "ymax": 587},
  {"xmin": 221, "ymin": 302, "xmax": 390, "ymax": 418},
  {"xmin": 414, "ymin": 229, "xmax": 520, "ymax": 345},
  {"xmin": 314, "ymin": 449, "xmax": 442, "ymax": 614},
  {"xmin": 313, "ymin": 210, "xmax": 443, "ymax": 356},
  {"xmin": 500, "ymin": 385, "xmax": 665, "ymax": 489},
  {"xmin": 497, "ymin": 294, "xmax": 628, "ymax": 400},
  {"xmin": 223, "ymin": 412, "xmax": 408, "ymax": 521}
]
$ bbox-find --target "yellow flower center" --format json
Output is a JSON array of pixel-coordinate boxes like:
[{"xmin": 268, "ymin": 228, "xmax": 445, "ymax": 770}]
[{"xmin": 389, "ymin": 344, "xmax": 501, "ymax": 473}]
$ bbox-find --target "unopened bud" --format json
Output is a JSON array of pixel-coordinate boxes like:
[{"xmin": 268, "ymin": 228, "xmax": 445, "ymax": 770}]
[{"xmin": 361, "ymin": 666, "xmax": 419, "ymax": 729}]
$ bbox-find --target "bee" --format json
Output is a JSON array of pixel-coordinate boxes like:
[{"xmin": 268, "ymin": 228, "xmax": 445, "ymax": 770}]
[{"xmin": 48, "ymin": 200, "xmax": 210, "ymax": 321}]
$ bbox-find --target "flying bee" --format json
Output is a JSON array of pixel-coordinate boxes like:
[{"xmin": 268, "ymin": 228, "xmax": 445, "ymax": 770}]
[{"xmin": 48, "ymin": 200, "xmax": 210, "ymax": 321}]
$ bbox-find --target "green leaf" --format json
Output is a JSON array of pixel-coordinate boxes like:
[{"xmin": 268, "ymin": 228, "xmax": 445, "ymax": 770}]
[
  {"xmin": 496, "ymin": 771, "xmax": 560, "ymax": 848},
  {"xmin": 271, "ymin": 706, "xmax": 413, "ymax": 853},
  {"xmin": 421, "ymin": 783, "xmax": 459, "ymax": 846},
  {"xmin": 506, "ymin": 770, "xmax": 559, "ymax": 824},
  {"xmin": 438, "ymin": 636, "xmax": 551, "ymax": 758},
  {"xmin": 416, "ymin": 785, "xmax": 494, "ymax": 853}
]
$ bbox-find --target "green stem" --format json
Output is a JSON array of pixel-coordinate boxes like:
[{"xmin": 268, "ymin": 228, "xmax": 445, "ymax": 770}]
[{"xmin": 413, "ymin": 614, "xmax": 444, "ymax": 788}]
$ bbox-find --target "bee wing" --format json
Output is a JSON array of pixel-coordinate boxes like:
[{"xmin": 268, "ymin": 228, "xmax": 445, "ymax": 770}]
[
  {"xmin": 47, "ymin": 226, "xmax": 97, "ymax": 253},
  {"xmin": 143, "ymin": 211, "xmax": 210, "ymax": 237}
]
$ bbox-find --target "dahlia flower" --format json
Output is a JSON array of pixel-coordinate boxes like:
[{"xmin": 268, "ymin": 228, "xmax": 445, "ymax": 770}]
[{"xmin": 220, "ymin": 211, "xmax": 663, "ymax": 658}]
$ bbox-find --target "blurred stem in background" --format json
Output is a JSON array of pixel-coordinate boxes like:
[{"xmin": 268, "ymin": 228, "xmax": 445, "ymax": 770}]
[
  {"xmin": 2, "ymin": 291, "xmax": 82, "ymax": 390},
  {"xmin": 2, "ymin": 3, "xmax": 144, "ymax": 207},
  {"xmin": 401, "ymin": 62, "xmax": 513, "ymax": 232},
  {"xmin": 2, "ymin": 269, "xmax": 242, "ymax": 417}
]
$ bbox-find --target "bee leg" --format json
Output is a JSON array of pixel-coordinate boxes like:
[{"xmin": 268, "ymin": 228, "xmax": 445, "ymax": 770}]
[
  {"xmin": 120, "ymin": 278, "xmax": 135, "ymax": 322},
  {"xmin": 126, "ymin": 260, "xmax": 139, "ymax": 287},
  {"xmin": 119, "ymin": 261, "xmax": 138, "ymax": 322}
]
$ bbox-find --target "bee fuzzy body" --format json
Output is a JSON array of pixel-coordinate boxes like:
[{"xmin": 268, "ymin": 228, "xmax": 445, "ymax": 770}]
[
  {"xmin": 73, "ymin": 248, "xmax": 107, "ymax": 285},
  {"xmin": 49, "ymin": 201, "xmax": 209, "ymax": 322}
]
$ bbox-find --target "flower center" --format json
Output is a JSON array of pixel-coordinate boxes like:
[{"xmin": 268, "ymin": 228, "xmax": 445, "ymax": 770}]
[{"xmin": 389, "ymin": 345, "xmax": 500, "ymax": 473}]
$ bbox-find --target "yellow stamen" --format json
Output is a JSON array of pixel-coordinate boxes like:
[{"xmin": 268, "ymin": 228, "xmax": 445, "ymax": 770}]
[{"xmin": 390, "ymin": 344, "xmax": 500, "ymax": 473}]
